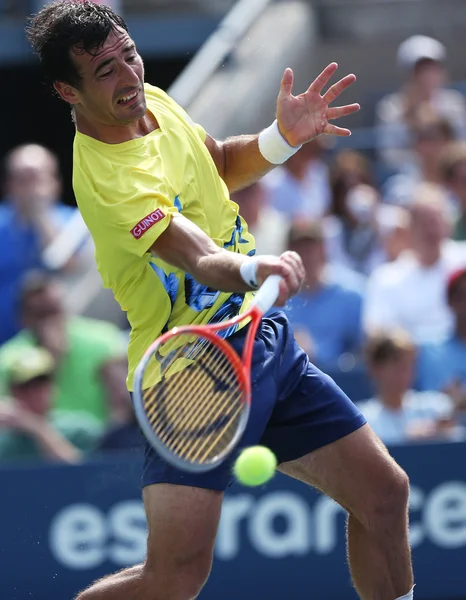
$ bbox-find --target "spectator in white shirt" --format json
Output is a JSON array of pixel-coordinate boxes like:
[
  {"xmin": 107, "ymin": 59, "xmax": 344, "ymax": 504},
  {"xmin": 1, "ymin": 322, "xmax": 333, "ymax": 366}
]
[
  {"xmin": 358, "ymin": 329, "xmax": 459, "ymax": 444},
  {"xmin": 231, "ymin": 181, "xmax": 289, "ymax": 256},
  {"xmin": 363, "ymin": 183, "xmax": 466, "ymax": 343},
  {"xmin": 261, "ymin": 139, "xmax": 331, "ymax": 220},
  {"xmin": 376, "ymin": 35, "xmax": 466, "ymax": 172}
]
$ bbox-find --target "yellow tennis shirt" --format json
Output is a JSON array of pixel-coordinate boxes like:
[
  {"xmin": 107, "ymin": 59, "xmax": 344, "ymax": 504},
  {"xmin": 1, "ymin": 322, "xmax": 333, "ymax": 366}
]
[{"xmin": 73, "ymin": 84, "xmax": 255, "ymax": 390}]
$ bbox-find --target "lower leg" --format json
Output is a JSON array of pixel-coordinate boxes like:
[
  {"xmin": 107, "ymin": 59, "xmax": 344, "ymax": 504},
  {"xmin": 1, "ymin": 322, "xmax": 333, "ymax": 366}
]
[
  {"xmin": 347, "ymin": 512, "xmax": 413, "ymax": 600},
  {"xmin": 278, "ymin": 426, "xmax": 414, "ymax": 600},
  {"xmin": 76, "ymin": 484, "xmax": 223, "ymax": 600}
]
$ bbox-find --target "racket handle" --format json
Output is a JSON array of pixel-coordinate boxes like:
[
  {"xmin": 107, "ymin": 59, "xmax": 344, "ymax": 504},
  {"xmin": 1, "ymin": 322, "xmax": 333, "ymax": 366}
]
[{"xmin": 252, "ymin": 274, "xmax": 282, "ymax": 314}]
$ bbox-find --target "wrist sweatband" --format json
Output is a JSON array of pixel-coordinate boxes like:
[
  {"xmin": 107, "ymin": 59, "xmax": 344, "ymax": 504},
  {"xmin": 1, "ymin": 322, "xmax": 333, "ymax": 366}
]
[
  {"xmin": 258, "ymin": 120, "xmax": 302, "ymax": 164},
  {"xmin": 240, "ymin": 259, "xmax": 259, "ymax": 289}
]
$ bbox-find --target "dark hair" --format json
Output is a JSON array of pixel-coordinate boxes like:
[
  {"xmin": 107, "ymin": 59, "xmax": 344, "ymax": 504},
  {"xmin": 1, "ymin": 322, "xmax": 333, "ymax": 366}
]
[
  {"xmin": 329, "ymin": 150, "xmax": 372, "ymax": 219},
  {"xmin": 287, "ymin": 220, "xmax": 324, "ymax": 248},
  {"xmin": 26, "ymin": 0, "xmax": 128, "ymax": 90},
  {"xmin": 364, "ymin": 330, "xmax": 415, "ymax": 367}
]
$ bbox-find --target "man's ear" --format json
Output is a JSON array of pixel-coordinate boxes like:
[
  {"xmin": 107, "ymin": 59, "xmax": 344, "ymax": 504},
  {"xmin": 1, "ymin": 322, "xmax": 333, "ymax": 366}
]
[{"xmin": 53, "ymin": 81, "xmax": 80, "ymax": 105}]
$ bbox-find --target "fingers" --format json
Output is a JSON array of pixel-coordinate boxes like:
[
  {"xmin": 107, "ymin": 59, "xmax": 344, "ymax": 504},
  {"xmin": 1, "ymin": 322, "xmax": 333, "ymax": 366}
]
[
  {"xmin": 275, "ymin": 251, "xmax": 305, "ymax": 304},
  {"xmin": 322, "ymin": 73, "xmax": 356, "ymax": 105},
  {"xmin": 307, "ymin": 62, "xmax": 338, "ymax": 95},
  {"xmin": 327, "ymin": 103, "xmax": 360, "ymax": 120},
  {"xmin": 323, "ymin": 123, "xmax": 352, "ymax": 137},
  {"xmin": 278, "ymin": 67, "xmax": 294, "ymax": 99},
  {"xmin": 281, "ymin": 251, "xmax": 305, "ymax": 286},
  {"xmin": 255, "ymin": 252, "xmax": 305, "ymax": 305}
]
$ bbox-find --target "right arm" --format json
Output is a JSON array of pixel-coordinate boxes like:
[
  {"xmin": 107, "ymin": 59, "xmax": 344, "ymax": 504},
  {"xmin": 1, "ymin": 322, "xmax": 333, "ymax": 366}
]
[{"xmin": 150, "ymin": 213, "xmax": 304, "ymax": 305}]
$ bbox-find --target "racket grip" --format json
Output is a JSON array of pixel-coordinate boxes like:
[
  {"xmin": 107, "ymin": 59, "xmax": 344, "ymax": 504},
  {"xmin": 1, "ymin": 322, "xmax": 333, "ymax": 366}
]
[{"xmin": 252, "ymin": 274, "xmax": 282, "ymax": 314}]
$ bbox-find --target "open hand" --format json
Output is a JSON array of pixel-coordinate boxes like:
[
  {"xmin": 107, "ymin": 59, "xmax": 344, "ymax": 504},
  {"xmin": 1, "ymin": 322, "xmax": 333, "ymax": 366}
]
[{"xmin": 276, "ymin": 62, "xmax": 360, "ymax": 147}]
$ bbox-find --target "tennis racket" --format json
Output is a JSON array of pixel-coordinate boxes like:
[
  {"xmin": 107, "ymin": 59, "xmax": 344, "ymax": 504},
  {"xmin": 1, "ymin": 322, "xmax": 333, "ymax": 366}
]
[{"xmin": 133, "ymin": 274, "xmax": 282, "ymax": 473}]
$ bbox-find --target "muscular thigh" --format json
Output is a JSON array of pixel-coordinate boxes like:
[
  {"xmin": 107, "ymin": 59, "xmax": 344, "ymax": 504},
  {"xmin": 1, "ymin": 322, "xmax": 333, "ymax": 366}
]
[
  {"xmin": 143, "ymin": 484, "xmax": 223, "ymax": 569},
  {"xmin": 278, "ymin": 424, "xmax": 402, "ymax": 516}
]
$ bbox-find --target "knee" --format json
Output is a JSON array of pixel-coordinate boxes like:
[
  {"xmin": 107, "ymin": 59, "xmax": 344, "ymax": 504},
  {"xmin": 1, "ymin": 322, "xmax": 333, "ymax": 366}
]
[
  {"xmin": 175, "ymin": 551, "xmax": 213, "ymax": 599},
  {"xmin": 381, "ymin": 463, "xmax": 410, "ymax": 513},
  {"xmin": 144, "ymin": 548, "xmax": 213, "ymax": 600},
  {"xmin": 360, "ymin": 462, "xmax": 410, "ymax": 530}
]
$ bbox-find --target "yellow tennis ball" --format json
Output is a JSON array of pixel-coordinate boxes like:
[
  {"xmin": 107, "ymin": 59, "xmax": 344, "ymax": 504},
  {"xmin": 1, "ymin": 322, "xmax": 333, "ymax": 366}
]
[{"xmin": 234, "ymin": 445, "xmax": 277, "ymax": 487}]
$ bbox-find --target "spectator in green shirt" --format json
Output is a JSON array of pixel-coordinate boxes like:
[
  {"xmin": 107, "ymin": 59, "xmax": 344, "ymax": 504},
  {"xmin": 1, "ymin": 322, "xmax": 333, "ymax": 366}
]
[
  {"xmin": 0, "ymin": 271, "xmax": 127, "ymax": 424},
  {"xmin": 0, "ymin": 346, "xmax": 102, "ymax": 462}
]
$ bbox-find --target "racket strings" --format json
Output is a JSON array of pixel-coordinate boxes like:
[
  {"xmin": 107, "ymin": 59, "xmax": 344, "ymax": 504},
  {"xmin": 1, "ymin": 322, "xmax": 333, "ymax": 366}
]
[
  {"xmin": 141, "ymin": 333, "xmax": 244, "ymax": 464},
  {"xmin": 145, "ymin": 344, "xmax": 237, "ymax": 419},
  {"xmin": 154, "ymin": 368, "xmax": 236, "ymax": 449}
]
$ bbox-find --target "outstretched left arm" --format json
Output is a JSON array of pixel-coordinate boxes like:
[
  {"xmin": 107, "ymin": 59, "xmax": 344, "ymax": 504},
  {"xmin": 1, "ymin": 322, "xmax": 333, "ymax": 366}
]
[
  {"xmin": 205, "ymin": 132, "xmax": 269, "ymax": 193},
  {"xmin": 206, "ymin": 63, "xmax": 360, "ymax": 192}
]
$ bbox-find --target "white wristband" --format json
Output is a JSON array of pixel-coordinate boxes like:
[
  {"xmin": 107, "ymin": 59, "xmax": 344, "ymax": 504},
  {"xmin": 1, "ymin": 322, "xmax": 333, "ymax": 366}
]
[
  {"xmin": 258, "ymin": 120, "xmax": 302, "ymax": 164},
  {"xmin": 240, "ymin": 259, "xmax": 259, "ymax": 289}
]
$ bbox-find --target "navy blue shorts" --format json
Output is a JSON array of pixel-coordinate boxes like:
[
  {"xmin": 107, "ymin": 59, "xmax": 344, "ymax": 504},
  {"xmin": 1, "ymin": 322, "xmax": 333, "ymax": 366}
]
[{"xmin": 141, "ymin": 311, "xmax": 366, "ymax": 491}]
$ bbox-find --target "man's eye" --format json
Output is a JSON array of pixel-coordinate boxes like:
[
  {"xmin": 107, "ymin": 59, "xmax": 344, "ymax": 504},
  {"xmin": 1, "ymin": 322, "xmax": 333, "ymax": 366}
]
[
  {"xmin": 126, "ymin": 55, "xmax": 137, "ymax": 62},
  {"xmin": 99, "ymin": 70, "xmax": 113, "ymax": 79}
]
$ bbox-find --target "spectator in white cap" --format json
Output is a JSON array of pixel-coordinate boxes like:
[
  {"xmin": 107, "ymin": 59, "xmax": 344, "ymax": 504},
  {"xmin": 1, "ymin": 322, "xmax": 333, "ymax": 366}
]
[
  {"xmin": 0, "ymin": 346, "xmax": 102, "ymax": 462},
  {"xmin": 375, "ymin": 35, "xmax": 466, "ymax": 172}
]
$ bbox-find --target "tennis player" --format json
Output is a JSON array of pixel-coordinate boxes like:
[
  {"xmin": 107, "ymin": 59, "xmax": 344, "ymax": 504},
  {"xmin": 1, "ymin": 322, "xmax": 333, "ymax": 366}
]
[{"xmin": 27, "ymin": 2, "xmax": 414, "ymax": 599}]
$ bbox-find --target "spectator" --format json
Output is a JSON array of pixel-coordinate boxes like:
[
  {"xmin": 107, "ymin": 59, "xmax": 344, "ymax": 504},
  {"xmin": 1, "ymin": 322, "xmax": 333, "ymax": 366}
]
[
  {"xmin": 96, "ymin": 356, "xmax": 145, "ymax": 453},
  {"xmin": 383, "ymin": 111, "xmax": 456, "ymax": 210},
  {"xmin": 0, "ymin": 144, "xmax": 87, "ymax": 344},
  {"xmin": 440, "ymin": 141, "xmax": 466, "ymax": 240},
  {"xmin": 285, "ymin": 221, "xmax": 364, "ymax": 367},
  {"xmin": 230, "ymin": 181, "xmax": 288, "ymax": 256},
  {"xmin": 0, "ymin": 271, "xmax": 127, "ymax": 425},
  {"xmin": 364, "ymin": 183, "xmax": 466, "ymax": 343},
  {"xmin": 417, "ymin": 268, "xmax": 466, "ymax": 418},
  {"xmin": 376, "ymin": 35, "xmax": 466, "ymax": 171},
  {"xmin": 261, "ymin": 139, "xmax": 331, "ymax": 220},
  {"xmin": 358, "ymin": 330, "xmax": 460, "ymax": 444},
  {"xmin": 0, "ymin": 346, "xmax": 101, "ymax": 462},
  {"xmin": 324, "ymin": 150, "xmax": 385, "ymax": 275}
]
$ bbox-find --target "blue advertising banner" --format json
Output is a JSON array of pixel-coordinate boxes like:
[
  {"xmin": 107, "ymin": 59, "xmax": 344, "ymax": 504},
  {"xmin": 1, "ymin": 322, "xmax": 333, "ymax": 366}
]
[{"xmin": 0, "ymin": 442, "xmax": 465, "ymax": 600}]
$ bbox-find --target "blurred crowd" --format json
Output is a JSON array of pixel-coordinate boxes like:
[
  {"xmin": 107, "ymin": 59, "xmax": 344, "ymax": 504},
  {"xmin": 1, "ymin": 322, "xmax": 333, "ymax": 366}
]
[{"xmin": 0, "ymin": 34, "xmax": 465, "ymax": 466}]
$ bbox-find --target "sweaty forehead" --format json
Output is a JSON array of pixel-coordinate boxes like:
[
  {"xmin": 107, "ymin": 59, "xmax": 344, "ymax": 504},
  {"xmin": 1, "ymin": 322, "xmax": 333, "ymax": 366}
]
[{"xmin": 71, "ymin": 27, "xmax": 133, "ymax": 69}]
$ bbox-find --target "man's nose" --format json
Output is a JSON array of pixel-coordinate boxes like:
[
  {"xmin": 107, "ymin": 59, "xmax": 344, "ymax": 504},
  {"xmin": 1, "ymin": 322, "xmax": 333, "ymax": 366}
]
[{"xmin": 121, "ymin": 62, "xmax": 139, "ymax": 86}]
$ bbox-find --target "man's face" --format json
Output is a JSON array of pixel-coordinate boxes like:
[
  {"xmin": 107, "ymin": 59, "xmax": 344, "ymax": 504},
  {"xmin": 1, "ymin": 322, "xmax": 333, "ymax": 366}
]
[
  {"xmin": 410, "ymin": 203, "xmax": 448, "ymax": 248},
  {"xmin": 289, "ymin": 239, "xmax": 325, "ymax": 280},
  {"xmin": 413, "ymin": 59, "xmax": 446, "ymax": 93},
  {"xmin": 373, "ymin": 352, "xmax": 415, "ymax": 395},
  {"xmin": 22, "ymin": 285, "xmax": 63, "ymax": 331},
  {"xmin": 64, "ymin": 28, "xmax": 146, "ymax": 127},
  {"xmin": 7, "ymin": 153, "xmax": 60, "ymax": 210},
  {"xmin": 11, "ymin": 377, "xmax": 53, "ymax": 417},
  {"xmin": 414, "ymin": 126, "xmax": 450, "ymax": 164}
]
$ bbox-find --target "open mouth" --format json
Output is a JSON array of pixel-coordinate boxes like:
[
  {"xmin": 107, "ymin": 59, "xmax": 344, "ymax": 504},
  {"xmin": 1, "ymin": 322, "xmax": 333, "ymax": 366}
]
[{"xmin": 117, "ymin": 89, "xmax": 139, "ymax": 105}]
